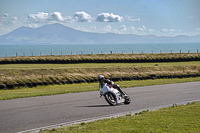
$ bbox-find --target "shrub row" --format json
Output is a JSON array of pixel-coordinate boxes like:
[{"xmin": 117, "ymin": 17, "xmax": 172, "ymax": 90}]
[
  {"xmin": 0, "ymin": 53, "xmax": 200, "ymax": 64},
  {"xmin": 1, "ymin": 73, "xmax": 199, "ymax": 90}
]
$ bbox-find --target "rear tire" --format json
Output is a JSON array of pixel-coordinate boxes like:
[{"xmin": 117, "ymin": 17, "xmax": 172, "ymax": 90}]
[{"xmin": 105, "ymin": 93, "xmax": 117, "ymax": 106}]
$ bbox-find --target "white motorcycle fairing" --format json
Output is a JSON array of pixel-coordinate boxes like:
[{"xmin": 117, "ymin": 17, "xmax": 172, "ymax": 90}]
[{"xmin": 100, "ymin": 83, "xmax": 125, "ymax": 105}]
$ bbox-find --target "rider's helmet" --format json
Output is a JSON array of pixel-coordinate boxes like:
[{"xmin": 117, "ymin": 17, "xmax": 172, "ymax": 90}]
[{"xmin": 98, "ymin": 75, "xmax": 104, "ymax": 82}]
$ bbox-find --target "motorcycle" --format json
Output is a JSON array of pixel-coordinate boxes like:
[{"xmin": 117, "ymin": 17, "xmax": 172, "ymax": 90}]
[{"xmin": 100, "ymin": 83, "xmax": 131, "ymax": 106}]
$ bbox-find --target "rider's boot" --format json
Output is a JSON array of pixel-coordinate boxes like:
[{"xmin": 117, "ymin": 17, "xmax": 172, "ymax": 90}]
[
  {"xmin": 116, "ymin": 86, "xmax": 128, "ymax": 98},
  {"xmin": 122, "ymin": 94, "xmax": 128, "ymax": 99},
  {"xmin": 113, "ymin": 84, "xmax": 129, "ymax": 99}
]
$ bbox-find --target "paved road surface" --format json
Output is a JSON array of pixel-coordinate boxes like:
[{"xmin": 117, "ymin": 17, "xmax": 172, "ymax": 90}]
[{"xmin": 0, "ymin": 81, "xmax": 200, "ymax": 133}]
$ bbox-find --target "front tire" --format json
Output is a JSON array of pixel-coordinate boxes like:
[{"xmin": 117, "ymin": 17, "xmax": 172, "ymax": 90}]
[{"xmin": 105, "ymin": 93, "xmax": 117, "ymax": 106}]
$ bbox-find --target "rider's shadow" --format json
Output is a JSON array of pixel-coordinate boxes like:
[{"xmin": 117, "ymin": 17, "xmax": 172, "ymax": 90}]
[
  {"xmin": 79, "ymin": 105, "xmax": 111, "ymax": 108},
  {"xmin": 79, "ymin": 103, "xmax": 123, "ymax": 108}
]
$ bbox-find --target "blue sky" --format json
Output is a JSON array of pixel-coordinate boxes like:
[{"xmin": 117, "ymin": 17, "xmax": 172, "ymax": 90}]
[{"xmin": 0, "ymin": 0, "xmax": 200, "ymax": 36}]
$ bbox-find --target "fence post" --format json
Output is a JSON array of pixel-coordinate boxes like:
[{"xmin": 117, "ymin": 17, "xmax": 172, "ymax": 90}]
[
  {"xmin": 61, "ymin": 51, "xmax": 62, "ymax": 55},
  {"xmin": 16, "ymin": 53, "xmax": 17, "ymax": 57},
  {"xmin": 152, "ymin": 50, "xmax": 153, "ymax": 54},
  {"xmin": 32, "ymin": 52, "xmax": 33, "ymax": 56},
  {"xmin": 171, "ymin": 50, "xmax": 172, "ymax": 53},
  {"xmin": 71, "ymin": 51, "xmax": 72, "ymax": 55},
  {"xmin": 188, "ymin": 50, "xmax": 190, "ymax": 54},
  {"xmin": 197, "ymin": 49, "xmax": 199, "ymax": 53},
  {"xmin": 40, "ymin": 52, "xmax": 42, "ymax": 56},
  {"xmin": 180, "ymin": 50, "xmax": 181, "ymax": 53}
]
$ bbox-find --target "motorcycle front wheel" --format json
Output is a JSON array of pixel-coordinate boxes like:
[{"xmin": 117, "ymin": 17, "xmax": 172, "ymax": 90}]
[{"xmin": 105, "ymin": 93, "xmax": 117, "ymax": 106}]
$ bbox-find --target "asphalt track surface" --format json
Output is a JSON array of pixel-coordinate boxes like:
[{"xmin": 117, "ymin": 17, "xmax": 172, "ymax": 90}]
[{"xmin": 0, "ymin": 81, "xmax": 200, "ymax": 133}]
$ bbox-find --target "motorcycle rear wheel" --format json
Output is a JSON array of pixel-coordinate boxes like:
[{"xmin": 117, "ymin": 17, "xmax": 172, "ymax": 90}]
[{"xmin": 105, "ymin": 93, "xmax": 117, "ymax": 106}]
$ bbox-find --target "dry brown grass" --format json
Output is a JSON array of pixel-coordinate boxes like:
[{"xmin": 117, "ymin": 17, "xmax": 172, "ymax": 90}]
[{"xmin": 1, "ymin": 62, "xmax": 200, "ymax": 87}]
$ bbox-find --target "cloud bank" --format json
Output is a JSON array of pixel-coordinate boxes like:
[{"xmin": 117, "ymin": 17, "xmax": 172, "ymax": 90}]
[
  {"xmin": 0, "ymin": 13, "xmax": 18, "ymax": 25},
  {"xmin": 1, "ymin": 10, "xmax": 199, "ymax": 37},
  {"xmin": 28, "ymin": 12, "xmax": 64, "ymax": 23},
  {"xmin": 27, "ymin": 11, "xmax": 124, "ymax": 25}
]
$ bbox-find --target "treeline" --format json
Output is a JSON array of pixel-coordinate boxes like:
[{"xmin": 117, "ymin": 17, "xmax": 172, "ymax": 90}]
[{"xmin": 0, "ymin": 53, "xmax": 200, "ymax": 64}]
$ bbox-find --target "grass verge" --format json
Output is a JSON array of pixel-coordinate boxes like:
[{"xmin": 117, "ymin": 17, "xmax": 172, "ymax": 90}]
[
  {"xmin": 1, "ymin": 61, "xmax": 200, "ymax": 88},
  {"xmin": 0, "ymin": 77, "xmax": 200, "ymax": 100},
  {"xmin": 40, "ymin": 102, "xmax": 200, "ymax": 133}
]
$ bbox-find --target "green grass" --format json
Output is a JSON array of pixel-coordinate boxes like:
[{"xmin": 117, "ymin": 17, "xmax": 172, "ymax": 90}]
[
  {"xmin": 0, "ymin": 77, "xmax": 200, "ymax": 100},
  {"xmin": 40, "ymin": 102, "xmax": 200, "ymax": 133}
]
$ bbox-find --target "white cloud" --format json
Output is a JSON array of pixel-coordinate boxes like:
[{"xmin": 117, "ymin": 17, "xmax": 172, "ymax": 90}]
[
  {"xmin": 148, "ymin": 29, "xmax": 154, "ymax": 32},
  {"xmin": 102, "ymin": 25, "xmax": 112, "ymax": 32},
  {"xmin": 161, "ymin": 28, "xmax": 175, "ymax": 33},
  {"xmin": 126, "ymin": 25, "xmax": 155, "ymax": 35},
  {"xmin": 90, "ymin": 26, "xmax": 96, "ymax": 30},
  {"xmin": 1, "ymin": 27, "xmax": 10, "ymax": 31},
  {"xmin": 138, "ymin": 26, "xmax": 146, "ymax": 31},
  {"xmin": 28, "ymin": 12, "xmax": 64, "ymax": 23},
  {"xmin": 160, "ymin": 28, "xmax": 178, "ymax": 36},
  {"xmin": 128, "ymin": 26, "xmax": 138, "ymax": 34},
  {"xmin": 51, "ymin": 12, "xmax": 64, "ymax": 21},
  {"xmin": 129, "ymin": 26, "xmax": 136, "ymax": 31},
  {"xmin": 197, "ymin": 28, "xmax": 200, "ymax": 32},
  {"xmin": 118, "ymin": 25, "xmax": 127, "ymax": 31},
  {"xmin": 161, "ymin": 28, "xmax": 168, "ymax": 33},
  {"xmin": 138, "ymin": 28, "xmax": 143, "ymax": 31},
  {"xmin": 75, "ymin": 26, "xmax": 88, "ymax": 32},
  {"xmin": 3, "ymin": 13, "xmax": 9, "ymax": 18},
  {"xmin": 65, "ymin": 16, "xmax": 74, "ymax": 23},
  {"xmin": 28, "ymin": 24, "xmax": 38, "ymax": 28},
  {"xmin": 125, "ymin": 15, "xmax": 140, "ymax": 21},
  {"xmin": 74, "ymin": 11, "xmax": 92, "ymax": 22},
  {"xmin": 0, "ymin": 13, "xmax": 18, "ymax": 25},
  {"xmin": 108, "ymin": 25, "xmax": 156, "ymax": 35},
  {"xmin": 28, "ymin": 12, "xmax": 49, "ymax": 23},
  {"xmin": 169, "ymin": 29, "xmax": 175, "ymax": 32},
  {"xmin": 96, "ymin": 13, "xmax": 123, "ymax": 22}
]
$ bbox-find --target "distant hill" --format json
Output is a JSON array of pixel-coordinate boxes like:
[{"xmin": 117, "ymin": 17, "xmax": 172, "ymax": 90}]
[{"xmin": 0, "ymin": 23, "xmax": 200, "ymax": 44}]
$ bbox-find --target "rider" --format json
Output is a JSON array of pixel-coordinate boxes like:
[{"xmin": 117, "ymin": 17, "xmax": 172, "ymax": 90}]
[{"xmin": 98, "ymin": 75, "xmax": 127, "ymax": 97}]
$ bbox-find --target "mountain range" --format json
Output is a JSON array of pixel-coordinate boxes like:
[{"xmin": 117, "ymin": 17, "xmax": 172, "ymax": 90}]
[{"xmin": 0, "ymin": 23, "xmax": 200, "ymax": 44}]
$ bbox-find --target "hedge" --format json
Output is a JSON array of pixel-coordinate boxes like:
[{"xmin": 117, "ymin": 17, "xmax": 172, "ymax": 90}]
[{"xmin": 0, "ymin": 53, "xmax": 200, "ymax": 64}]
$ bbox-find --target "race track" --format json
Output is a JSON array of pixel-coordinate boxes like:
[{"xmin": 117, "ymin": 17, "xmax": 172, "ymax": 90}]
[{"xmin": 0, "ymin": 81, "xmax": 200, "ymax": 133}]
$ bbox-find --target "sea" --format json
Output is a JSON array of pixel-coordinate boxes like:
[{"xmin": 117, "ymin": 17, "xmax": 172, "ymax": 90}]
[{"xmin": 0, "ymin": 42, "xmax": 200, "ymax": 58}]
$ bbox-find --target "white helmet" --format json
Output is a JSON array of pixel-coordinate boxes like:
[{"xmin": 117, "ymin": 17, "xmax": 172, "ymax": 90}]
[{"xmin": 98, "ymin": 75, "xmax": 104, "ymax": 82}]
